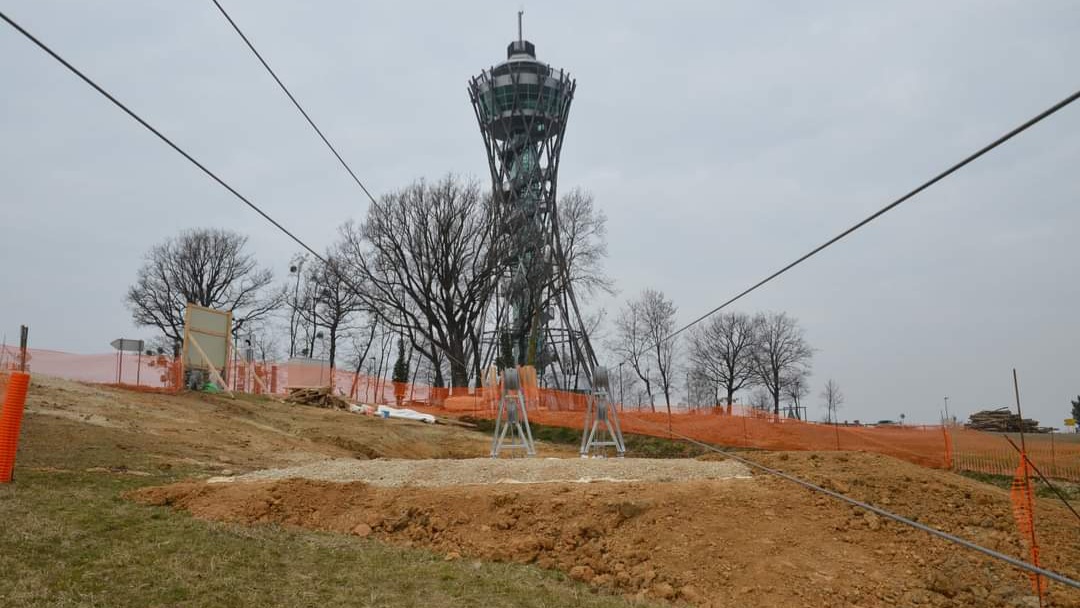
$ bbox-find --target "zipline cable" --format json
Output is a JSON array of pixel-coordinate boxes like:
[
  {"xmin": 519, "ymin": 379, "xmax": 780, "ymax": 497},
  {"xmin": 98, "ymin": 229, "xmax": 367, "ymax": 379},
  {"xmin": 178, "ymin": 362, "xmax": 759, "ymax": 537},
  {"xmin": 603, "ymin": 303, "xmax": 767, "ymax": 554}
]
[
  {"xmin": 625, "ymin": 414, "xmax": 1080, "ymax": 590},
  {"xmin": 0, "ymin": 10, "xmax": 329, "ymax": 266},
  {"xmin": 0, "ymin": 9, "xmax": 473, "ymax": 370},
  {"xmin": 640, "ymin": 86, "xmax": 1080, "ymax": 356},
  {"xmin": 209, "ymin": 0, "xmax": 379, "ymax": 206}
]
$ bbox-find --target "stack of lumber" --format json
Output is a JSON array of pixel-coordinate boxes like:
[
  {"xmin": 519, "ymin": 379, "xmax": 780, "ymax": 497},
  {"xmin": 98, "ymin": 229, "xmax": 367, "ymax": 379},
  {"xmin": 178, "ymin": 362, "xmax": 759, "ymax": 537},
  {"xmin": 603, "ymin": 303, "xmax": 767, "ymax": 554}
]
[
  {"xmin": 965, "ymin": 407, "xmax": 1041, "ymax": 433},
  {"xmin": 285, "ymin": 386, "xmax": 351, "ymax": 410}
]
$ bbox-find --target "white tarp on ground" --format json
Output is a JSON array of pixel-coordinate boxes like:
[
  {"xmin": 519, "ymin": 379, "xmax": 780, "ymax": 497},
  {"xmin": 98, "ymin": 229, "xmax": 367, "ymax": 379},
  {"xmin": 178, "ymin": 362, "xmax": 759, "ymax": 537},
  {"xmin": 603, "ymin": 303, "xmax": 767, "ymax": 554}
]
[
  {"xmin": 346, "ymin": 403, "xmax": 436, "ymax": 424},
  {"xmin": 376, "ymin": 404, "xmax": 436, "ymax": 424}
]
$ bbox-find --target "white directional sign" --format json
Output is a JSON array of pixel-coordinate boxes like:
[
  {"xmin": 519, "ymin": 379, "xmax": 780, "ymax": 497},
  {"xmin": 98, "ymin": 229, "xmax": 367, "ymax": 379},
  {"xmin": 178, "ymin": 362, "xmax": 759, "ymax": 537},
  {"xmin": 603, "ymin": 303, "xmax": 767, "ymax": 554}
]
[{"xmin": 110, "ymin": 338, "xmax": 144, "ymax": 352}]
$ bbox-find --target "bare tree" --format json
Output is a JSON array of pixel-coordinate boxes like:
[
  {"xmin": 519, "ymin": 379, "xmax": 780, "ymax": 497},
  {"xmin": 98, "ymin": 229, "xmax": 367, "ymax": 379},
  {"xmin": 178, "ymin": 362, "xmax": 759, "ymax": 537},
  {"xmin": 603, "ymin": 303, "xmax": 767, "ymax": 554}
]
[
  {"xmin": 783, "ymin": 370, "xmax": 810, "ymax": 420},
  {"xmin": 613, "ymin": 289, "xmax": 678, "ymax": 413},
  {"xmin": 687, "ymin": 312, "xmax": 757, "ymax": 414},
  {"xmin": 749, "ymin": 387, "xmax": 772, "ymax": 411},
  {"xmin": 337, "ymin": 176, "xmax": 503, "ymax": 388},
  {"xmin": 644, "ymin": 290, "xmax": 679, "ymax": 412},
  {"xmin": 305, "ymin": 249, "xmax": 366, "ymax": 370},
  {"xmin": 611, "ymin": 300, "xmax": 655, "ymax": 411},
  {"xmin": 127, "ymin": 228, "xmax": 282, "ymax": 344},
  {"xmin": 344, "ymin": 320, "xmax": 379, "ymax": 396},
  {"xmin": 751, "ymin": 312, "xmax": 814, "ymax": 417},
  {"xmin": 686, "ymin": 365, "xmax": 715, "ymax": 410},
  {"xmin": 556, "ymin": 188, "xmax": 615, "ymax": 298},
  {"xmin": 489, "ymin": 187, "xmax": 612, "ymax": 381},
  {"xmin": 609, "ymin": 362, "xmax": 641, "ymax": 410},
  {"xmin": 821, "ymin": 379, "xmax": 845, "ymax": 424}
]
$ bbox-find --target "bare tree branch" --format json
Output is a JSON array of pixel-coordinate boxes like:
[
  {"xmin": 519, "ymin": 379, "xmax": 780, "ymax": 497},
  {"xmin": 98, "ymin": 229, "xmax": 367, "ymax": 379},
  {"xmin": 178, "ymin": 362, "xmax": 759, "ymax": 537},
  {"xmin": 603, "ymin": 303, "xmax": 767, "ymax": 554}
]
[{"xmin": 126, "ymin": 228, "xmax": 281, "ymax": 344}]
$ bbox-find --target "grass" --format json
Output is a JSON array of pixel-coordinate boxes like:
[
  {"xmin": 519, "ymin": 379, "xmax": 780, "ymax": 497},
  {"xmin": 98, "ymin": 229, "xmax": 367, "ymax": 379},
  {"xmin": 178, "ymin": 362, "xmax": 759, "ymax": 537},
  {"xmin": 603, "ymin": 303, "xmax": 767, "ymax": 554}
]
[
  {"xmin": 0, "ymin": 411, "xmax": 653, "ymax": 607},
  {"xmin": 959, "ymin": 470, "xmax": 1080, "ymax": 503},
  {"xmin": 463, "ymin": 417, "xmax": 711, "ymax": 458}
]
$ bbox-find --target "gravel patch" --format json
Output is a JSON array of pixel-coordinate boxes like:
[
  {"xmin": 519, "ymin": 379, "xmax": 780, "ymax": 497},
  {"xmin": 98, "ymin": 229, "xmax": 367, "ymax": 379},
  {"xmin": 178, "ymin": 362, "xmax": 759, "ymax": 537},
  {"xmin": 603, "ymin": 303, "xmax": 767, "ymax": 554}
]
[{"xmin": 209, "ymin": 457, "xmax": 752, "ymax": 487}]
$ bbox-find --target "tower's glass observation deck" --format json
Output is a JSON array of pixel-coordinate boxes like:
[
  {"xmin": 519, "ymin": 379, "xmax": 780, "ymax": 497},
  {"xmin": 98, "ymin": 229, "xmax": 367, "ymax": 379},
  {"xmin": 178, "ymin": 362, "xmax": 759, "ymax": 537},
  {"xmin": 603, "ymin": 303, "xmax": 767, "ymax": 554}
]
[{"xmin": 471, "ymin": 40, "xmax": 574, "ymax": 141}]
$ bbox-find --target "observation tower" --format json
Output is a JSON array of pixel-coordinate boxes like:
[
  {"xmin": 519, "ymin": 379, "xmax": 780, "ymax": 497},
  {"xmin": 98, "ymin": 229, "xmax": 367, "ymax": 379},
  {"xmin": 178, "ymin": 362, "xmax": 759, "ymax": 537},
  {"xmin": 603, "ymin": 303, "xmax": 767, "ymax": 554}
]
[
  {"xmin": 470, "ymin": 15, "xmax": 624, "ymax": 457},
  {"xmin": 468, "ymin": 14, "xmax": 591, "ymax": 376}
]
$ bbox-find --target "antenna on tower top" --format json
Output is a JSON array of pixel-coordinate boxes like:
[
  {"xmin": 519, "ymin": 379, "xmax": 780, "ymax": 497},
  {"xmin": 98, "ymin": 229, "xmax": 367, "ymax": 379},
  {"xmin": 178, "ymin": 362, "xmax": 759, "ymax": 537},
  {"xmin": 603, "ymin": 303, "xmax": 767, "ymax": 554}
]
[{"xmin": 517, "ymin": 10, "xmax": 524, "ymax": 43}]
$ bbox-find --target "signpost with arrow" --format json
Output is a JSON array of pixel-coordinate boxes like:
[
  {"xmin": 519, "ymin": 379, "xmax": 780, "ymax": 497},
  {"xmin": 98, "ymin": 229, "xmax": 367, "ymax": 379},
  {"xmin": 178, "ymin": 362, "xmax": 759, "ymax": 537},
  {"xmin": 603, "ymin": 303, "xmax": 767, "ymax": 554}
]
[{"xmin": 110, "ymin": 338, "xmax": 144, "ymax": 386}]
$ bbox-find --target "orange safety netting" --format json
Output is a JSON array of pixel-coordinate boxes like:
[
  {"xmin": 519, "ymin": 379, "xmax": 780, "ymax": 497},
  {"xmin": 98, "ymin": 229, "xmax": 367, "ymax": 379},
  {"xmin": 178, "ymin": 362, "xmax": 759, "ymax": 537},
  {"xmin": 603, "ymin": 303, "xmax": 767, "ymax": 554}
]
[
  {"xmin": 1009, "ymin": 453, "xmax": 1047, "ymax": 601},
  {"xmin": 12, "ymin": 347, "xmax": 1080, "ymax": 481},
  {"xmin": 951, "ymin": 428, "xmax": 1080, "ymax": 482}
]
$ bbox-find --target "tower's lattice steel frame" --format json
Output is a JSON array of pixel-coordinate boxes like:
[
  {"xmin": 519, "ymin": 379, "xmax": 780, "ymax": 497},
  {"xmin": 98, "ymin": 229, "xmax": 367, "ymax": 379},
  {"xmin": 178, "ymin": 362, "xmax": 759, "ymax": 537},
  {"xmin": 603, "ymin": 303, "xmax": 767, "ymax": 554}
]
[
  {"xmin": 470, "ymin": 20, "xmax": 624, "ymax": 457},
  {"xmin": 469, "ymin": 29, "xmax": 597, "ymax": 384}
]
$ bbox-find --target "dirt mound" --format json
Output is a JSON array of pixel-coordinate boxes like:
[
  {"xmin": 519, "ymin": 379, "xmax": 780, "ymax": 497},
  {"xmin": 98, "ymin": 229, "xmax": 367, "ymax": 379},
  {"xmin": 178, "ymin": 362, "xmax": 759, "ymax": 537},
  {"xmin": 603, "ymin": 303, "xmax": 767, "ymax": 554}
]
[
  {"xmin": 131, "ymin": 451, "xmax": 1080, "ymax": 607},
  {"xmin": 21, "ymin": 375, "xmax": 500, "ymax": 473}
]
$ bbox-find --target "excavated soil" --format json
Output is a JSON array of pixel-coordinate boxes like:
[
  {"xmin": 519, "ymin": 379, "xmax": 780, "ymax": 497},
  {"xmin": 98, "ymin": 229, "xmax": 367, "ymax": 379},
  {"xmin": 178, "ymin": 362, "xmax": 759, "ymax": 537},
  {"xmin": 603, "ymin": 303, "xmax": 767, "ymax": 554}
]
[{"xmin": 134, "ymin": 451, "xmax": 1080, "ymax": 608}]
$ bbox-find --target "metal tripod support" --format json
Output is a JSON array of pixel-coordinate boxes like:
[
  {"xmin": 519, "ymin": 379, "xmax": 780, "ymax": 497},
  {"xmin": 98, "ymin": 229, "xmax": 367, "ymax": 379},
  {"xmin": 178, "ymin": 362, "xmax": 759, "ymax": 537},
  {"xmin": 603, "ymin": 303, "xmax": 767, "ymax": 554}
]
[
  {"xmin": 580, "ymin": 367, "xmax": 626, "ymax": 458},
  {"xmin": 491, "ymin": 368, "xmax": 537, "ymax": 458}
]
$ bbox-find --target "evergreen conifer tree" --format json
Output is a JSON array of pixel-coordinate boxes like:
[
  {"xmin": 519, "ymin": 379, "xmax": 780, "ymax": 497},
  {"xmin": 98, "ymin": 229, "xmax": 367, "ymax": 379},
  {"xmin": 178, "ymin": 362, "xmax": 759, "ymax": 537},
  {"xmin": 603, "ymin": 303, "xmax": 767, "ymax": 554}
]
[{"xmin": 392, "ymin": 336, "xmax": 409, "ymax": 384}]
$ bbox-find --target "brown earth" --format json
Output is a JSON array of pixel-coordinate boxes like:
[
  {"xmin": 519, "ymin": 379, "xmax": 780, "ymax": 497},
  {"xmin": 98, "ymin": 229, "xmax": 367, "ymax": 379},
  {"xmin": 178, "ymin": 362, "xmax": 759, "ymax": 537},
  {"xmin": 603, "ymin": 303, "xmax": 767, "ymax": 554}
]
[
  {"xmin": 20, "ymin": 376, "xmax": 512, "ymax": 473},
  {"xmin": 134, "ymin": 451, "xmax": 1080, "ymax": 608},
  {"xmin": 18, "ymin": 376, "xmax": 1080, "ymax": 607}
]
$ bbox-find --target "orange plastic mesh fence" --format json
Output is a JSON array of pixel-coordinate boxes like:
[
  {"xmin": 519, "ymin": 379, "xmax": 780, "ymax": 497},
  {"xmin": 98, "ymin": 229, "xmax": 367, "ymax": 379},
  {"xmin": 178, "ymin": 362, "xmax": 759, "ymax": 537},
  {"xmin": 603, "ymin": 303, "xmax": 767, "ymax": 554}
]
[
  {"xmin": 951, "ymin": 429, "xmax": 1080, "ymax": 482},
  {"xmin": 0, "ymin": 371, "xmax": 31, "ymax": 483},
  {"xmin": 1010, "ymin": 454, "xmax": 1047, "ymax": 600},
  {"xmin": 18, "ymin": 349, "xmax": 1080, "ymax": 481},
  {"xmin": 4, "ymin": 347, "xmax": 182, "ymax": 392}
]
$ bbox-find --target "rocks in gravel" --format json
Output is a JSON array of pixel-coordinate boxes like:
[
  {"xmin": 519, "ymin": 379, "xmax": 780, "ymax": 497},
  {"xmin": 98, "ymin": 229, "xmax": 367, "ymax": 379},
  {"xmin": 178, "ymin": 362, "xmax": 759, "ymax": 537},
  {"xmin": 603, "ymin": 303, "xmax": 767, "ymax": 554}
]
[{"xmin": 223, "ymin": 457, "xmax": 751, "ymax": 488}]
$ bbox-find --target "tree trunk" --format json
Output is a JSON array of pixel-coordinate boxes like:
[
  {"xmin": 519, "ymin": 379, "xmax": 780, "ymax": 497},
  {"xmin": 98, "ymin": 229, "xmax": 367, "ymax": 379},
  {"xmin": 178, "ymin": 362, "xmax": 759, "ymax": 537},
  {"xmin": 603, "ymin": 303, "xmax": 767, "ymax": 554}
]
[
  {"xmin": 432, "ymin": 351, "xmax": 445, "ymax": 388},
  {"xmin": 772, "ymin": 371, "xmax": 781, "ymax": 417},
  {"xmin": 327, "ymin": 322, "xmax": 339, "ymax": 374},
  {"xmin": 469, "ymin": 332, "xmax": 483, "ymax": 388},
  {"xmin": 448, "ymin": 345, "xmax": 469, "ymax": 389}
]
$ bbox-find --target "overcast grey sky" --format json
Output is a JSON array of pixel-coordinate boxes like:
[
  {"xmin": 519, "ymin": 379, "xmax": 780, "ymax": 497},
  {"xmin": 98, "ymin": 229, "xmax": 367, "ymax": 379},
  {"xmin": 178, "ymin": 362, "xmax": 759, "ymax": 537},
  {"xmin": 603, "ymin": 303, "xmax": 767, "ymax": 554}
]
[{"xmin": 1, "ymin": 1, "xmax": 1078, "ymax": 426}]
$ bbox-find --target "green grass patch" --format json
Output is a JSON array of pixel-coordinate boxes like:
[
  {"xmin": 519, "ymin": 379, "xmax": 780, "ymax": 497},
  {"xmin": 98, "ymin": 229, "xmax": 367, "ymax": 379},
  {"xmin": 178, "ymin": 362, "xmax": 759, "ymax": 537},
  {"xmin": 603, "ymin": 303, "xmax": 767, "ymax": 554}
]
[
  {"xmin": 959, "ymin": 470, "xmax": 1080, "ymax": 502},
  {"xmin": 463, "ymin": 417, "xmax": 711, "ymax": 458},
  {"xmin": 0, "ymin": 469, "xmax": 650, "ymax": 607}
]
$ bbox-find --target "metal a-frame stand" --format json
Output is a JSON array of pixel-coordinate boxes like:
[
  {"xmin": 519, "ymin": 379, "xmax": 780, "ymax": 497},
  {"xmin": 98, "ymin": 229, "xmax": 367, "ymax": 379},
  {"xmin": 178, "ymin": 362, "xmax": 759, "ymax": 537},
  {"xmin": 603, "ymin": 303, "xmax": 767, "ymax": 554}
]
[
  {"xmin": 491, "ymin": 368, "xmax": 537, "ymax": 458},
  {"xmin": 580, "ymin": 367, "xmax": 625, "ymax": 458}
]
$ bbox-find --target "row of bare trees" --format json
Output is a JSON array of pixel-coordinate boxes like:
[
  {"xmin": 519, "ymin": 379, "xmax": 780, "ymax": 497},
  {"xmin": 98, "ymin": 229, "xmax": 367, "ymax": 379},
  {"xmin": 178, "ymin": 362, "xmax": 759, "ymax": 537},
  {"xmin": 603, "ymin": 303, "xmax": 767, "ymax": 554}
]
[
  {"xmin": 125, "ymin": 175, "xmax": 611, "ymax": 391},
  {"xmin": 608, "ymin": 288, "xmax": 819, "ymax": 418},
  {"xmin": 124, "ymin": 176, "xmax": 841, "ymax": 413}
]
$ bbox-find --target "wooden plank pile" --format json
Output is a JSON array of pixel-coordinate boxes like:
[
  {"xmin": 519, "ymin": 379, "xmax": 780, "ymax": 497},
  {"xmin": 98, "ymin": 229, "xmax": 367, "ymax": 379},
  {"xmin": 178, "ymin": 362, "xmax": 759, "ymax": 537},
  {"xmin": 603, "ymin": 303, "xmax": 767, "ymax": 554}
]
[
  {"xmin": 285, "ymin": 386, "xmax": 351, "ymax": 410},
  {"xmin": 965, "ymin": 407, "xmax": 1041, "ymax": 433}
]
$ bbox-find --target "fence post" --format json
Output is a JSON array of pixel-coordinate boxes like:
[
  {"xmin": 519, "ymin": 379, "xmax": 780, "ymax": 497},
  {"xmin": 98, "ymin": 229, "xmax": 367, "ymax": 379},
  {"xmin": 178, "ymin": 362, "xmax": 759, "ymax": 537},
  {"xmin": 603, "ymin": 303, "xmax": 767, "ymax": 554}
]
[
  {"xmin": 18, "ymin": 325, "xmax": 28, "ymax": 372},
  {"xmin": 1050, "ymin": 431, "xmax": 1056, "ymax": 473},
  {"xmin": 942, "ymin": 426, "xmax": 953, "ymax": 469}
]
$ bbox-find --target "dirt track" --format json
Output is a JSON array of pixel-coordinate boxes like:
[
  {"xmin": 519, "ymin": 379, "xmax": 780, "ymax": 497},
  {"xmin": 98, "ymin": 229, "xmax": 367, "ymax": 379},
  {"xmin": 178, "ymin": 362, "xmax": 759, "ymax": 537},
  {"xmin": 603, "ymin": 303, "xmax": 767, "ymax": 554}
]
[{"xmin": 136, "ymin": 451, "xmax": 1080, "ymax": 608}]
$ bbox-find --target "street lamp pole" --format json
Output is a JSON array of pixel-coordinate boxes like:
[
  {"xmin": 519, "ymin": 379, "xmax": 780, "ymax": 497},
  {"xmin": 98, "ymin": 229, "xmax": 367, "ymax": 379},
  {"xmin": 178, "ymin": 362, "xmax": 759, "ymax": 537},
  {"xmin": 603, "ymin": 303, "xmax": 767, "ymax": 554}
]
[
  {"xmin": 618, "ymin": 361, "xmax": 624, "ymax": 412},
  {"xmin": 288, "ymin": 258, "xmax": 306, "ymax": 358}
]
